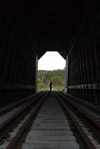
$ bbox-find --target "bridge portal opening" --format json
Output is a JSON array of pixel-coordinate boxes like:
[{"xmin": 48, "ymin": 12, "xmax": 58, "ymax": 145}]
[{"xmin": 38, "ymin": 52, "xmax": 65, "ymax": 91}]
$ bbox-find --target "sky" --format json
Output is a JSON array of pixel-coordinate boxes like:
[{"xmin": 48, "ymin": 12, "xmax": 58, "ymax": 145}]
[{"xmin": 38, "ymin": 51, "xmax": 65, "ymax": 70}]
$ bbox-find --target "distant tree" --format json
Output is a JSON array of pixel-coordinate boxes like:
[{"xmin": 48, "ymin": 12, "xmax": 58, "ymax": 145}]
[
  {"xmin": 52, "ymin": 77, "xmax": 62, "ymax": 86},
  {"xmin": 38, "ymin": 69, "xmax": 65, "ymax": 91},
  {"xmin": 38, "ymin": 78, "xmax": 42, "ymax": 83}
]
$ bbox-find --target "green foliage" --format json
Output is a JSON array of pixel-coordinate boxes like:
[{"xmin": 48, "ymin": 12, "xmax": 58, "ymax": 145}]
[
  {"xmin": 38, "ymin": 78, "xmax": 42, "ymax": 83},
  {"xmin": 38, "ymin": 69, "xmax": 65, "ymax": 91}
]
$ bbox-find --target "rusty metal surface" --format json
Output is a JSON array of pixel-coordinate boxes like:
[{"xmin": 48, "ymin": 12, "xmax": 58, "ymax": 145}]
[
  {"xmin": 6, "ymin": 92, "xmax": 48, "ymax": 149},
  {"xmin": 55, "ymin": 92, "xmax": 100, "ymax": 149},
  {"xmin": 0, "ymin": 92, "xmax": 46, "ymax": 145},
  {"xmin": 58, "ymin": 92, "xmax": 100, "ymax": 133}
]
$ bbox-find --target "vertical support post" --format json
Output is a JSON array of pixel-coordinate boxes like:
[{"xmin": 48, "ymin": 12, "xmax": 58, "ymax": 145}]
[
  {"xmin": 35, "ymin": 55, "xmax": 38, "ymax": 93},
  {"xmin": 65, "ymin": 55, "xmax": 69, "ymax": 93}
]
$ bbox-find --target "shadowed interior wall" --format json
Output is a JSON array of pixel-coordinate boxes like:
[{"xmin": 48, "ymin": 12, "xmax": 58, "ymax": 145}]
[
  {"xmin": 0, "ymin": 2, "xmax": 37, "ymax": 106},
  {"xmin": 66, "ymin": 2, "xmax": 100, "ymax": 109}
]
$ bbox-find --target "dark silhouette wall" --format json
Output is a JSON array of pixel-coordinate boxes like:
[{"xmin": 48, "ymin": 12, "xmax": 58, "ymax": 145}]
[
  {"xmin": 65, "ymin": 2, "xmax": 100, "ymax": 109},
  {"xmin": 0, "ymin": 2, "xmax": 38, "ymax": 106}
]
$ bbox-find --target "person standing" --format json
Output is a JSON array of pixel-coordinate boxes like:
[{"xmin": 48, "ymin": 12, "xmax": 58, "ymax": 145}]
[{"xmin": 50, "ymin": 81, "xmax": 52, "ymax": 91}]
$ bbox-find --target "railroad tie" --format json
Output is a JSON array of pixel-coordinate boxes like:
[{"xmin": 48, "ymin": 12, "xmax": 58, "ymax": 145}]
[{"xmin": 22, "ymin": 96, "xmax": 79, "ymax": 149}]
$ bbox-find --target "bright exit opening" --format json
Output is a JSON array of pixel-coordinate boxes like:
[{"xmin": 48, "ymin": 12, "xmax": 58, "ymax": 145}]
[{"xmin": 38, "ymin": 51, "xmax": 66, "ymax": 91}]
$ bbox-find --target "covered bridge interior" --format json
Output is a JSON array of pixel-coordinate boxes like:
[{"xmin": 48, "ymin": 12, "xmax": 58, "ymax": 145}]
[{"xmin": 0, "ymin": 1, "xmax": 100, "ymax": 109}]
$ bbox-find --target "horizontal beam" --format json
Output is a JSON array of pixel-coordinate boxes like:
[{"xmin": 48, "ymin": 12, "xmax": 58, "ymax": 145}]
[
  {"xmin": 68, "ymin": 84, "xmax": 100, "ymax": 90},
  {"xmin": 0, "ymin": 84, "xmax": 35, "ymax": 89}
]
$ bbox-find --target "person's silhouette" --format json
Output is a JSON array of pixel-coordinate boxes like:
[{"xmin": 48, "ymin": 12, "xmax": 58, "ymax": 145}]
[{"xmin": 50, "ymin": 81, "xmax": 52, "ymax": 91}]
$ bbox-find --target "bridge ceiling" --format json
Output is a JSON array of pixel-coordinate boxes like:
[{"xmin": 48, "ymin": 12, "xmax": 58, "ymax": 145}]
[{"xmin": 18, "ymin": 0, "xmax": 89, "ymax": 58}]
